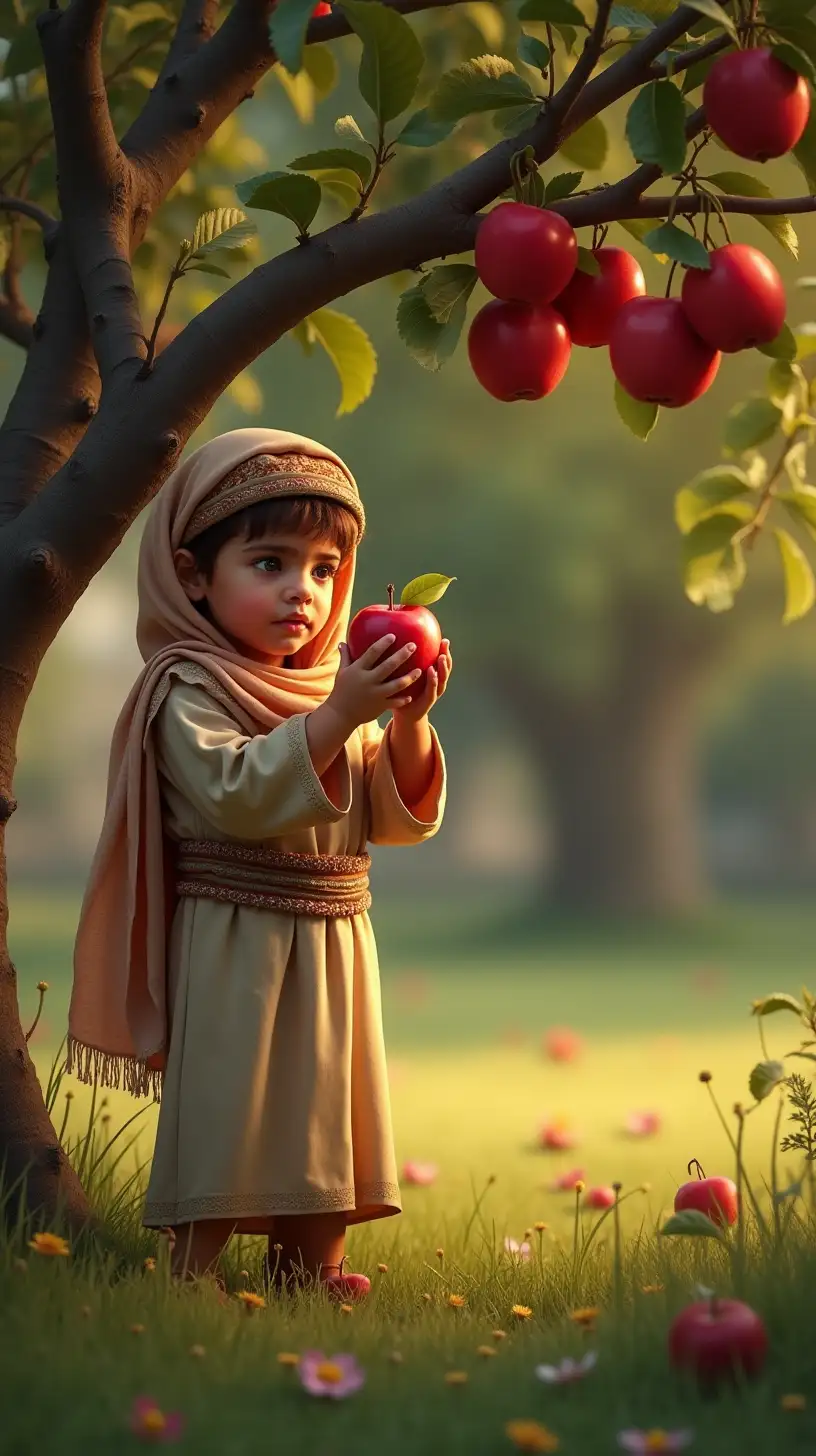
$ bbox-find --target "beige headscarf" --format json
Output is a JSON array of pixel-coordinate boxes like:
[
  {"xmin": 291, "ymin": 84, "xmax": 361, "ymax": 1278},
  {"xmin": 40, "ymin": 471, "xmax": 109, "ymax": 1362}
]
[{"xmin": 68, "ymin": 428, "xmax": 365, "ymax": 1098}]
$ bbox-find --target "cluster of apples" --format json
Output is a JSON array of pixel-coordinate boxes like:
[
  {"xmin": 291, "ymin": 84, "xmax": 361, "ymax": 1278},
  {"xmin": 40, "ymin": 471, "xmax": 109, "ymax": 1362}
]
[{"xmin": 469, "ymin": 45, "xmax": 808, "ymax": 410}]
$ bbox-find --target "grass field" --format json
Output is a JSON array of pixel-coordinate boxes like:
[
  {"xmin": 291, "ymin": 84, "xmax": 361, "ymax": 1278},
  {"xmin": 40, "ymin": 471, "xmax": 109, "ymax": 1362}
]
[{"xmin": 4, "ymin": 885, "xmax": 816, "ymax": 1455}]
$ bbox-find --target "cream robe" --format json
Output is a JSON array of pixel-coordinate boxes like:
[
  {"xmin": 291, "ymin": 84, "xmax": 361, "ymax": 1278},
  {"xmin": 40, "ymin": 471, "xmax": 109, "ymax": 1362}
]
[{"xmin": 142, "ymin": 666, "xmax": 446, "ymax": 1231}]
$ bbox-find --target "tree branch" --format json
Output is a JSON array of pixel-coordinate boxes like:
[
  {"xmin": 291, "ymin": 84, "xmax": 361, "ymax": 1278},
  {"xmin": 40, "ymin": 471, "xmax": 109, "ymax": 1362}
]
[
  {"xmin": 0, "ymin": 196, "xmax": 58, "ymax": 240},
  {"xmin": 0, "ymin": 296, "xmax": 34, "ymax": 350},
  {"xmin": 157, "ymin": 0, "xmax": 220, "ymax": 81},
  {"xmin": 649, "ymin": 32, "xmax": 730, "ymax": 79},
  {"xmin": 37, "ymin": 0, "xmax": 145, "ymax": 382}
]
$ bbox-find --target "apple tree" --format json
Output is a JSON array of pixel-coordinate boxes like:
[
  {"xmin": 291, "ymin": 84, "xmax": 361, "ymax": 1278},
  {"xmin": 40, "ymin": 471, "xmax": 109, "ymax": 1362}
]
[{"xmin": 3, "ymin": 0, "xmax": 816, "ymax": 1231}]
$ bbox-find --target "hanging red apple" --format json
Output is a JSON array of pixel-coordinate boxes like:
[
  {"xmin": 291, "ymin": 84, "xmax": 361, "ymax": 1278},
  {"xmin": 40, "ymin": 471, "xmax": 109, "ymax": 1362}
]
[
  {"xmin": 347, "ymin": 573, "xmax": 454, "ymax": 703},
  {"xmin": 668, "ymin": 1295, "xmax": 768, "ymax": 1386},
  {"xmin": 475, "ymin": 202, "xmax": 578, "ymax": 305},
  {"xmin": 680, "ymin": 243, "xmax": 786, "ymax": 353},
  {"xmin": 674, "ymin": 1159, "xmax": 738, "ymax": 1227},
  {"xmin": 609, "ymin": 296, "xmax": 720, "ymax": 407},
  {"xmin": 468, "ymin": 299, "xmax": 571, "ymax": 401},
  {"xmin": 704, "ymin": 48, "xmax": 810, "ymax": 160},
  {"xmin": 553, "ymin": 248, "xmax": 645, "ymax": 347},
  {"xmin": 312, "ymin": 2, "xmax": 332, "ymax": 13}
]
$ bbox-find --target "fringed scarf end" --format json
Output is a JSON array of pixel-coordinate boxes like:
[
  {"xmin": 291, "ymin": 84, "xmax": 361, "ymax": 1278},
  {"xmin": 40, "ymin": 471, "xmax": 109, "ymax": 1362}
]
[{"xmin": 66, "ymin": 1036, "xmax": 163, "ymax": 1102}]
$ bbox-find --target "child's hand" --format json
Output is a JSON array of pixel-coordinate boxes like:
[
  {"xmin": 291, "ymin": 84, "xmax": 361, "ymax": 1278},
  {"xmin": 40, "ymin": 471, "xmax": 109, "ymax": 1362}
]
[
  {"xmin": 328, "ymin": 636, "xmax": 424, "ymax": 728},
  {"xmin": 391, "ymin": 639, "xmax": 452, "ymax": 724}
]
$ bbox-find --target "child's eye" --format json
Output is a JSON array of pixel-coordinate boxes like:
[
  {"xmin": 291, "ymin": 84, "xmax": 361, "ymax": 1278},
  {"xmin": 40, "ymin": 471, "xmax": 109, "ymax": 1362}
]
[
  {"xmin": 314, "ymin": 564, "xmax": 336, "ymax": 581},
  {"xmin": 252, "ymin": 556, "xmax": 280, "ymax": 572}
]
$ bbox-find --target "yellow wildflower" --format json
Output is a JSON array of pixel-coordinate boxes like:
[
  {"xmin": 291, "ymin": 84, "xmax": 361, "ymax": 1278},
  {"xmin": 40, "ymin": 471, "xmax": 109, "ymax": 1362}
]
[
  {"xmin": 36, "ymin": 980, "xmax": 49, "ymax": 992},
  {"xmin": 449, "ymin": 1293, "xmax": 467, "ymax": 1309},
  {"xmin": 277, "ymin": 1352, "xmax": 300, "ymax": 1367},
  {"xmin": 477, "ymin": 1345, "xmax": 498, "ymax": 1357},
  {"xmin": 445, "ymin": 1370, "xmax": 468, "ymax": 1385},
  {"xmin": 641, "ymin": 1284, "xmax": 664, "ymax": 1295},
  {"xmin": 143, "ymin": 1257, "xmax": 156, "ymax": 1272},
  {"xmin": 574, "ymin": 1180, "xmax": 585, "ymax": 1194},
  {"xmin": 506, "ymin": 1418, "xmax": 560, "ymax": 1452},
  {"xmin": 436, "ymin": 1247, "xmax": 445, "ymax": 1261},
  {"xmin": 236, "ymin": 1290, "xmax": 265, "ymax": 1311},
  {"xmin": 570, "ymin": 1306, "xmax": 600, "ymax": 1327},
  {"xmin": 340, "ymin": 1303, "xmax": 354, "ymax": 1314},
  {"xmin": 781, "ymin": 1393, "xmax": 806, "ymax": 1412},
  {"xmin": 29, "ymin": 1232, "xmax": 70, "ymax": 1258},
  {"xmin": 534, "ymin": 1221, "xmax": 548, "ymax": 1232},
  {"xmin": 512, "ymin": 1304, "xmax": 533, "ymax": 1321}
]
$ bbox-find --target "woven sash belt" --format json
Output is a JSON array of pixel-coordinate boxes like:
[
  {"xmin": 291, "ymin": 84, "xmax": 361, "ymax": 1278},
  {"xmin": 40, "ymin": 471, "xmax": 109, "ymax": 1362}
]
[{"xmin": 175, "ymin": 840, "xmax": 372, "ymax": 917}]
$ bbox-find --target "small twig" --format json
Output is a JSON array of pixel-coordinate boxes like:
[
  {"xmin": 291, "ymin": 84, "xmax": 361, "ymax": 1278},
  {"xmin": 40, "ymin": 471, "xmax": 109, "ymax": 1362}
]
[
  {"xmin": 347, "ymin": 127, "xmax": 394, "ymax": 221},
  {"xmin": 0, "ymin": 195, "xmax": 58, "ymax": 239},
  {"xmin": 546, "ymin": 23, "xmax": 555, "ymax": 99},
  {"xmin": 25, "ymin": 981, "xmax": 49, "ymax": 1043},
  {"xmin": 140, "ymin": 261, "xmax": 184, "ymax": 375}
]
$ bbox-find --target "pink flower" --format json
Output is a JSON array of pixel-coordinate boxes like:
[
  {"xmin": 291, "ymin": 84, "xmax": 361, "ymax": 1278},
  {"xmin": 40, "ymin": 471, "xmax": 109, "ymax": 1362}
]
[
  {"xmin": 543, "ymin": 1027, "xmax": 583, "ymax": 1062},
  {"xmin": 540, "ymin": 1122, "xmax": 579, "ymax": 1151},
  {"xmin": 504, "ymin": 1237, "xmax": 532, "ymax": 1261},
  {"xmin": 584, "ymin": 1186, "xmax": 616, "ymax": 1210},
  {"xmin": 402, "ymin": 1161, "xmax": 438, "ymax": 1186},
  {"xmin": 298, "ymin": 1351, "xmax": 366, "ymax": 1400},
  {"xmin": 625, "ymin": 1111, "xmax": 662, "ymax": 1138},
  {"xmin": 617, "ymin": 1430, "xmax": 694, "ymax": 1453},
  {"xmin": 535, "ymin": 1351, "xmax": 597, "ymax": 1384},
  {"xmin": 550, "ymin": 1167, "xmax": 585, "ymax": 1191},
  {"xmin": 128, "ymin": 1397, "xmax": 184, "ymax": 1443}
]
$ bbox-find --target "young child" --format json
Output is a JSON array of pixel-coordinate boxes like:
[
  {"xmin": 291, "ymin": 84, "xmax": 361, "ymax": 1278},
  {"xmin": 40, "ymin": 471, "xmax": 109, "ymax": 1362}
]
[{"xmin": 68, "ymin": 427, "xmax": 451, "ymax": 1297}]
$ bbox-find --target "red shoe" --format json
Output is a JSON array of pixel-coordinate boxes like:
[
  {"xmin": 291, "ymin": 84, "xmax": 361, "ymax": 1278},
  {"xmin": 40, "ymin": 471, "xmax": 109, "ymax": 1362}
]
[{"xmin": 321, "ymin": 1256, "xmax": 371, "ymax": 1301}]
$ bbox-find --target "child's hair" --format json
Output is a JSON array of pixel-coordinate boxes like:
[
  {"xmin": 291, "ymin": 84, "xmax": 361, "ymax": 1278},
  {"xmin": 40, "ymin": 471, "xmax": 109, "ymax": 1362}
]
[{"xmin": 187, "ymin": 494, "xmax": 360, "ymax": 582}]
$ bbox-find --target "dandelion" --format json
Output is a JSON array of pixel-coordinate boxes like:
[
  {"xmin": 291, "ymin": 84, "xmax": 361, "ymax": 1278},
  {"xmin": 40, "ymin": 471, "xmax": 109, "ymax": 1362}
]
[
  {"xmin": 143, "ymin": 1257, "xmax": 156, "ymax": 1272},
  {"xmin": 506, "ymin": 1418, "xmax": 560, "ymax": 1452},
  {"xmin": 402, "ymin": 1161, "xmax": 438, "ymax": 1186},
  {"xmin": 536, "ymin": 1350, "xmax": 598, "ymax": 1384},
  {"xmin": 625, "ymin": 1111, "xmax": 661, "ymax": 1138},
  {"xmin": 570, "ymin": 1307, "xmax": 599, "ymax": 1328},
  {"xmin": 477, "ymin": 1345, "xmax": 498, "ymax": 1358},
  {"xmin": 277, "ymin": 1352, "xmax": 300, "ymax": 1367},
  {"xmin": 298, "ymin": 1350, "xmax": 366, "ymax": 1400},
  {"xmin": 617, "ymin": 1431, "xmax": 693, "ymax": 1454},
  {"xmin": 189, "ymin": 1345, "xmax": 206, "ymax": 1359},
  {"xmin": 131, "ymin": 1324, "xmax": 146, "ymax": 1335},
  {"xmin": 445, "ymin": 1370, "xmax": 468, "ymax": 1385},
  {"xmin": 492, "ymin": 1329, "xmax": 508, "ymax": 1341},
  {"xmin": 448, "ymin": 1293, "xmax": 467, "ymax": 1309},
  {"xmin": 36, "ymin": 980, "xmax": 49, "ymax": 992},
  {"xmin": 28, "ymin": 1232, "xmax": 70, "ymax": 1258},
  {"xmin": 550, "ymin": 1168, "xmax": 585, "ymax": 1192},
  {"xmin": 236, "ymin": 1290, "xmax": 265, "ymax": 1312},
  {"xmin": 512, "ymin": 1304, "xmax": 533, "ymax": 1321},
  {"xmin": 505, "ymin": 1237, "xmax": 532, "ymax": 1261},
  {"xmin": 641, "ymin": 1284, "xmax": 664, "ymax": 1295},
  {"xmin": 781, "ymin": 1394, "xmax": 806, "ymax": 1411},
  {"xmin": 128, "ymin": 1397, "xmax": 184, "ymax": 1443},
  {"xmin": 534, "ymin": 1221, "xmax": 548, "ymax": 1232}
]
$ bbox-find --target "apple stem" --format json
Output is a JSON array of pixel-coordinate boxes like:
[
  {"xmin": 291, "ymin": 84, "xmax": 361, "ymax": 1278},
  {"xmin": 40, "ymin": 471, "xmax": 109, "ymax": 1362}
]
[
  {"xmin": 688, "ymin": 1158, "xmax": 707, "ymax": 1181},
  {"xmin": 387, "ymin": 582, "xmax": 395, "ymax": 610}
]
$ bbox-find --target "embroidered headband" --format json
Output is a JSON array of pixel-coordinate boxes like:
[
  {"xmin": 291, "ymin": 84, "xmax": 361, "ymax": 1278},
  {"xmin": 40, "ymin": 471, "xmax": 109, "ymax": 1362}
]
[{"xmin": 181, "ymin": 451, "xmax": 366, "ymax": 545}]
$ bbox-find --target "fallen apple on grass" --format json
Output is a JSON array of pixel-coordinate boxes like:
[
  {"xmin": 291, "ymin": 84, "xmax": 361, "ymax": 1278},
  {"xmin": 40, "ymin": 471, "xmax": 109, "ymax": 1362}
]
[
  {"xmin": 347, "ymin": 573, "xmax": 454, "ymax": 703},
  {"xmin": 668, "ymin": 1294, "xmax": 768, "ymax": 1387},
  {"xmin": 674, "ymin": 1158, "xmax": 738, "ymax": 1228}
]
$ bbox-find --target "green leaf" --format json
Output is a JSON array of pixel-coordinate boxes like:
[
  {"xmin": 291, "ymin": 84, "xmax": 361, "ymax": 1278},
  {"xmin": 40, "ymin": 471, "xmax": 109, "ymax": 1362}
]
[
  {"xmin": 396, "ymin": 107, "xmax": 459, "ymax": 146},
  {"xmin": 704, "ymin": 169, "xmax": 799, "ymax": 258},
  {"xmin": 338, "ymin": 0, "xmax": 424, "ymax": 124},
  {"xmin": 749, "ymin": 1058, "xmax": 787, "ymax": 1101},
  {"xmin": 615, "ymin": 381, "xmax": 658, "ymax": 440},
  {"xmin": 288, "ymin": 147, "xmax": 372, "ymax": 184},
  {"xmin": 793, "ymin": 107, "xmax": 816, "ymax": 191},
  {"xmin": 772, "ymin": 40, "xmax": 816, "ymax": 85},
  {"xmin": 659, "ymin": 1209, "xmax": 728, "ymax": 1242},
  {"xmin": 189, "ymin": 208, "xmax": 255, "ymax": 257},
  {"xmin": 335, "ymin": 114, "xmax": 366, "ymax": 142},
  {"xmin": 626, "ymin": 80, "xmax": 687, "ymax": 174},
  {"xmin": 674, "ymin": 466, "xmax": 752, "ymax": 533},
  {"xmin": 421, "ymin": 264, "xmax": 479, "ymax": 324},
  {"xmin": 576, "ymin": 245, "xmax": 601, "ymax": 275},
  {"xmin": 397, "ymin": 281, "xmax": 468, "ymax": 370},
  {"xmin": 545, "ymin": 170, "xmax": 583, "ymax": 203},
  {"xmin": 495, "ymin": 103, "xmax": 544, "ymax": 138},
  {"xmin": 776, "ymin": 527, "xmax": 816, "ymax": 623},
  {"xmin": 724, "ymin": 396, "xmax": 783, "ymax": 453},
  {"xmin": 302, "ymin": 42, "xmax": 339, "ymax": 97},
  {"xmin": 609, "ymin": 5, "xmax": 655, "ymax": 29},
  {"xmin": 268, "ymin": 0, "xmax": 315, "ymax": 76},
  {"xmin": 400, "ymin": 573, "xmax": 457, "ymax": 606},
  {"xmin": 306, "ymin": 168, "xmax": 362, "ymax": 210},
  {"xmin": 766, "ymin": 12, "xmax": 816, "ymax": 67},
  {"xmin": 751, "ymin": 993, "xmax": 804, "ymax": 1017},
  {"xmin": 781, "ymin": 484, "xmax": 816, "ymax": 541},
  {"xmin": 428, "ymin": 55, "xmax": 535, "ymax": 121},
  {"xmin": 4, "ymin": 20, "xmax": 40, "ymax": 76},
  {"xmin": 642, "ymin": 221, "xmax": 710, "ymax": 269},
  {"xmin": 299, "ymin": 307, "xmax": 377, "ymax": 415},
  {"xmin": 767, "ymin": 358, "xmax": 799, "ymax": 407},
  {"xmin": 518, "ymin": 0, "xmax": 587, "ymax": 23},
  {"xmin": 235, "ymin": 171, "xmax": 322, "ymax": 234},
  {"xmin": 518, "ymin": 32, "xmax": 551, "ymax": 70},
  {"xmin": 683, "ymin": 0, "xmax": 738, "ymax": 39},
  {"xmin": 559, "ymin": 115, "xmax": 608, "ymax": 169},
  {"xmin": 463, "ymin": 1, "xmax": 506, "ymax": 47},
  {"xmin": 773, "ymin": 1179, "xmax": 803, "ymax": 1204},
  {"xmin": 757, "ymin": 322, "xmax": 798, "ymax": 361},
  {"xmin": 185, "ymin": 261, "xmax": 231, "ymax": 278},
  {"xmin": 683, "ymin": 513, "xmax": 747, "ymax": 612},
  {"xmin": 113, "ymin": 1, "xmax": 172, "ymax": 29}
]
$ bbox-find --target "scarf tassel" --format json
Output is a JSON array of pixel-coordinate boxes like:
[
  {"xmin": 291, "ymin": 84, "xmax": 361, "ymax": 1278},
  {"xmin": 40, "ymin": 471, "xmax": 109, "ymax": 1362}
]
[{"xmin": 66, "ymin": 1037, "xmax": 163, "ymax": 1102}]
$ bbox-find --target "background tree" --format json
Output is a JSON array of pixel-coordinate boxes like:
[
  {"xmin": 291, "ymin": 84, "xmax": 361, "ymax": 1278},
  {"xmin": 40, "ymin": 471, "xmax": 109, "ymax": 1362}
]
[{"xmin": 3, "ymin": 0, "xmax": 816, "ymax": 1231}]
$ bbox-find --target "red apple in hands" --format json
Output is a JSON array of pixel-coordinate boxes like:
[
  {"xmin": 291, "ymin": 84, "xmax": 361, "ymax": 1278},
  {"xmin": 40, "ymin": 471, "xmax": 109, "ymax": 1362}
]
[
  {"xmin": 468, "ymin": 300, "xmax": 571, "ymax": 401},
  {"xmin": 669, "ymin": 1296, "xmax": 768, "ymax": 1386},
  {"xmin": 681, "ymin": 244, "xmax": 786, "ymax": 353},
  {"xmin": 554, "ymin": 247, "xmax": 645, "ymax": 347},
  {"xmin": 475, "ymin": 202, "xmax": 578, "ymax": 304},
  {"xmin": 674, "ymin": 1163, "xmax": 738, "ymax": 1228},
  {"xmin": 610, "ymin": 296, "xmax": 720, "ymax": 407},
  {"xmin": 704, "ymin": 47, "xmax": 810, "ymax": 161},
  {"xmin": 347, "ymin": 575, "xmax": 452, "ymax": 703}
]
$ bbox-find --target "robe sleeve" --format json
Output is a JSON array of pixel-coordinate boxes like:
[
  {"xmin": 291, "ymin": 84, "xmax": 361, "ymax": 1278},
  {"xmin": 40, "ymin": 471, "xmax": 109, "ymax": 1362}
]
[
  {"xmin": 361, "ymin": 717, "xmax": 446, "ymax": 846},
  {"xmin": 155, "ymin": 681, "xmax": 351, "ymax": 839}
]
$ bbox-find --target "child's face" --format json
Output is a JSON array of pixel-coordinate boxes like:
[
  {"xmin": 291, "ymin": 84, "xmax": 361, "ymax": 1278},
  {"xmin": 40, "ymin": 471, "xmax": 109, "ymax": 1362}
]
[{"xmin": 174, "ymin": 529, "xmax": 342, "ymax": 664}]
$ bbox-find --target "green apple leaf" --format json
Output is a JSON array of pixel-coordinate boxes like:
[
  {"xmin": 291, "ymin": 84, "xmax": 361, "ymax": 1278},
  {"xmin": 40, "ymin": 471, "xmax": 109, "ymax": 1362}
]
[
  {"xmin": 188, "ymin": 208, "xmax": 256, "ymax": 258},
  {"xmin": 338, "ymin": 0, "xmax": 424, "ymax": 124},
  {"xmin": 545, "ymin": 170, "xmax": 584, "ymax": 203},
  {"xmin": 295, "ymin": 308, "xmax": 377, "ymax": 415},
  {"xmin": 642, "ymin": 221, "xmax": 710, "ymax": 269},
  {"xmin": 268, "ymin": 0, "xmax": 315, "ymax": 76},
  {"xmin": 397, "ymin": 281, "xmax": 468, "ymax": 370},
  {"xmin": 559, "ymin": 114, "xmax": 608, "ymax": 169},
  {"xmin": 288, "ymin": 147, "xmax": 372, "ymax": 184},
  {"xmin": 749, "ymin": 1058, "xmax": 787, "ymax": 1101},
  {"xmin": 4, "ymin": 20, "xmax": 41, "ymax": 76},
  {"xmin": 772, "ymin": 39, "xmax": 816, "ymax": 84},
  {"xmin": 609, "ymin": 5, "xmax": 655, "ymax": 29},
  {"xmin": 683, "ymin": 513, "xmax": 747, "ymax": 612},
  {"xmin": 421, "ymin": 264, "xmax": 479, "ymax": 324},
  {"xmin": 615, "ymin": 382, "xmax": 658, "ymax": 440},
  {"xmin": 704, "ymin": 171, "xmax": 799, "ymax": 259},
  {"xmin": 659, "ymin": 1209, "xmax": 728, "ymax": 1242},
  {"xmin": 576, "ymin": 245, "xmax": 601, "ymax": 275},
  {"xmin": 625, "ymin": 80, "xmax": 687, "ymax": 174},
  {"xmin": 396, "ymin": 107, "xmax": 459, "ymax": 146},
  {"xmin": 518, "ymin": 32, "xmax": 551, "ymax": 69},
  {"xmin": 724, "ymin": 396, "xmax": 783, "ymax": 453},
  {"xmin": 757, "ymin": 323, "xmax": 798, "ymax": 361},
  {"xmin": 793, "ymin": 107, "xmax": 816, "ymax": 191},
  {"xmin": 674, "ymin": 467, "xmax": 752, "ymax": 534},
  {"xmin": 775, "ymin": 527, "xmax": 816, "ymax": 623},
  {"xmin": 751, "ymin": 993, "xmax": 804, "ymax": 1017},
  {"xmin": 335, "ymin": 114, "xmax": 367, "ymax": 142},
  {"xmin": 428, "ymin": 55, "xmax": 536, "ymax": 121},
  {"xmin": 518, "ymin": 0, "xmax": 587, "ymax": 24},
  {"xmin": 683, "ymin": 0, "xmax": 738, "ymax": 39},
  {"xmin": 184, "ymin": 262, "xmax": 231, "ymax": 277},
  {"xmin": 235, "ymin": 171, "xmax": 322, "ymax": 234},
  {"xmin": 401, "ymin": 573, "xmax": 457, "ymax": 606}
]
